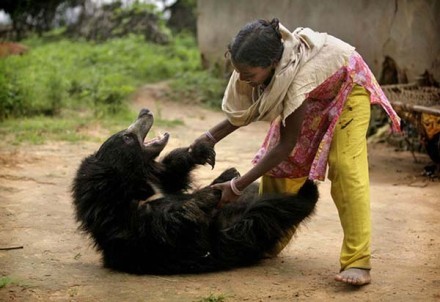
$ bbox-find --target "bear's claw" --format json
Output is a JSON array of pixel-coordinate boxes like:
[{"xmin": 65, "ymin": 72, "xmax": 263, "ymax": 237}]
[{"xmin": 190, "ymin": 142, "xmax": 216, "ymax": 169}]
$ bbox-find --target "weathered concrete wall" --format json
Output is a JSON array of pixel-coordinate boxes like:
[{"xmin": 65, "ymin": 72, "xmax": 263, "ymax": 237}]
[{"xmin": 197, "ymin": 0, "xmax": 440, "ymax": 81}]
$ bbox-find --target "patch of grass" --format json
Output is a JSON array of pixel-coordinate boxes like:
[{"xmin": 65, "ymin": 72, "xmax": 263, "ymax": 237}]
[
  {"xmin": 0, "ymin": 276, "xmax": 12, "ymax": 288},
  {"xmin": 0, "ymin": 116, "xmax": 91, "ymax": 145},
  {"xmin": 169, "ymin": 69, "xmax": 227, "ymax": 110},
  {"xmin": 0, "ymin": 109, "xmax": 184, "ymax": 145},
  {"xmin": 0, "ymin": 32, "xmax": 205, "ymax": 121},
  {"xmin": 0, "ymin": 30, "xmax": 227, "ymax": 144}
]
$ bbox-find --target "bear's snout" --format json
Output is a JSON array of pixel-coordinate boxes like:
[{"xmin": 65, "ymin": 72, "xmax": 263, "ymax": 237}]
[{"xmin": 138, "ymin": 108, "xmax": 152, "ymax": 118}]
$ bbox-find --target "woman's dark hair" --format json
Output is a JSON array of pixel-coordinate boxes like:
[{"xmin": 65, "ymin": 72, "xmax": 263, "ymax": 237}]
[{"xmin": 227, "ymin": 18, "xmax": 284, "ymax": 68}]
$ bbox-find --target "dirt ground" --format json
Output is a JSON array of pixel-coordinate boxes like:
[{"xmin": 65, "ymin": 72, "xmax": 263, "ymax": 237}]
[{"xmin": 1, "ymin": 84, "xmax": 439, "ymax": 302}]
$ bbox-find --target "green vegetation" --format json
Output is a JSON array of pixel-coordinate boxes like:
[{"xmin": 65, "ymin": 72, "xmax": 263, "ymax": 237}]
[
  {"xmin": 169, "ymin": 68, "xmax": 226, "ymax": 109},
  {"xmin": 0, "ymin": 33, "xmax": 201, "ymax": 120},
  {"xmin": 0, "ymin": 109, "xmax": 184, "ymax": 145},
  {"xmin": 0, "ymin": 115, "xmax": 92, "ymax": 145},
  {"xmin": 0, "ymin": 276, "xmax": 12, "ymax": 288},
  {"xmin": 0, "ymin": 32, "xmax": 226, "ymax": 145}
]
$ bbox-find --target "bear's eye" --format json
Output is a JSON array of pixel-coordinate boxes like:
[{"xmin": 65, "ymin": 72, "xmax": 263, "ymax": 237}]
[{"xmin": 123, "ymin": 134, "xmax": 135, "ymax": 144}]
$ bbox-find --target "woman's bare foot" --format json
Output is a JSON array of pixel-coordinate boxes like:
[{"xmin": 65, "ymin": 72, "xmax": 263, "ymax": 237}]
[{"xmin": 334, "ymin": 268, "xmax": 371, "ymax": 286}]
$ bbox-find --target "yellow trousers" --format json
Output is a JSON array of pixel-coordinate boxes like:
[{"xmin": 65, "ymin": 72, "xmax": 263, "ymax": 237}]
[{"xmin": 260, "ymin": 85, "xmax": 371, "ymax": 271}]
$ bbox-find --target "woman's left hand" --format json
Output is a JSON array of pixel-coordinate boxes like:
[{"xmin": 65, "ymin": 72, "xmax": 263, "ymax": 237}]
[{"xmin": 211, "ymin": 181, "xmax": 240, "ymax": 207}]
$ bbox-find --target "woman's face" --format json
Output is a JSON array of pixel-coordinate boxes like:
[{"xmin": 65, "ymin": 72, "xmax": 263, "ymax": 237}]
[{"xmin": 232, "ymin": 62, "xmax": 276, "ymax": 87}]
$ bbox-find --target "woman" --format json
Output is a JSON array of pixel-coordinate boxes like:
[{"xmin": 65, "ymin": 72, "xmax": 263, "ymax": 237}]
[{"xmin": 192, "ymin": 18, "xmax": 400, "ymax": 286}]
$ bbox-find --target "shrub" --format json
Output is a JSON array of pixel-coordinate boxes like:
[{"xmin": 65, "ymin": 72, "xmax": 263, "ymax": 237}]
[{"xmin": 0, "ymin": 32, "xmax": 209, "ymax": 121}]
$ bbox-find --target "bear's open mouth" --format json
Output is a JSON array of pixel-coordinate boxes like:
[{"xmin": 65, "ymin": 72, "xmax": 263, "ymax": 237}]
[{"xmin": 143, "ymin": 132, "xmax": 170, "ymax": 147}]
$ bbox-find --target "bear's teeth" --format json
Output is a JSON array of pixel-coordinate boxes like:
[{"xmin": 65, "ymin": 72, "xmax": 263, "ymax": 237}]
[{"xmin": 143, "ymin": 138, "xmax": 157, "ymax": 146}]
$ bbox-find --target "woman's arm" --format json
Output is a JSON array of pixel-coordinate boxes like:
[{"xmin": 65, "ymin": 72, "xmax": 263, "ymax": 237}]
[
  {"xmin": 193, "ymin": 118, "xmax": 240, "ymax": 148},
  {"xmin": 212, "ymin": 102, "xmax": 307, "ymax": 206}
]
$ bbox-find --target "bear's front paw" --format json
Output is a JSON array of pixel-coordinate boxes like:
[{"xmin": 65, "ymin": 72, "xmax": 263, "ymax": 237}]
[
  {"xmin": 190, "ymin": 141, "xmax": 216, "ymax": 169},
  {"xmin": 211, "ymin": 168, "xmax": 240, "ymax": 184}
]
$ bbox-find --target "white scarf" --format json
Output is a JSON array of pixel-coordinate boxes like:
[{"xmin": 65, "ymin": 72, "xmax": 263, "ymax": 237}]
[{"xmin": 222, "ymin": 24, "xmax": 355, "ymax": 126}]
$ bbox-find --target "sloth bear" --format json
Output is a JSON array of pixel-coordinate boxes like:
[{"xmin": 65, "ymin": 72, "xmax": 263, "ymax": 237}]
[{"xmin": 72, "ymin": 108, "xmax": 319, "ymax": 274}]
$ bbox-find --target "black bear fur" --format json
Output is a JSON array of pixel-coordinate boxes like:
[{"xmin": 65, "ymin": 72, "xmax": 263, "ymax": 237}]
[{"xmin": 72, "ymin": 108, "xmax": 319, "ymax": 274}]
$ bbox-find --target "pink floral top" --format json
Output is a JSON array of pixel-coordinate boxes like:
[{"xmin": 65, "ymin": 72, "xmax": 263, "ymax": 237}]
[{"xmin": 252, "ymin": 52, "xmax": 401, "ymax": 181}]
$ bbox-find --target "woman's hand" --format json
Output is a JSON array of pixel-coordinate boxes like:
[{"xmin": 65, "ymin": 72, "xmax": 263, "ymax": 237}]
[
  {"xmin": 211, "ymin": 181, "xmax": 240, "ymax": 207},
  {"xmin": 190, "ymin": 133, "xmax": 216, "ymax": 150}
]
